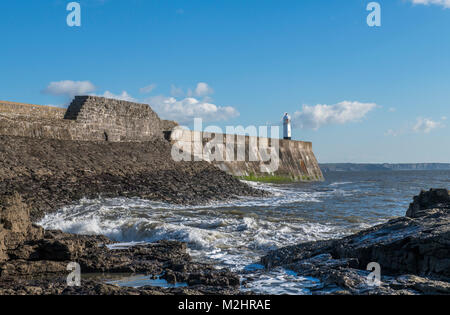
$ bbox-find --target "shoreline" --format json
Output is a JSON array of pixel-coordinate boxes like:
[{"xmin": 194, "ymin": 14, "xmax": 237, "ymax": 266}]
[
  {"xmin": 0, "ymin": 135, "xmax": 268, "ymax": 222},
  {"xmin": 0, "ymin": 134, "xmax": 449, "ymax": 295},
  {"xmin": 0, "ymin": 133, "xmax": 269, "ymax": 295},
  {"xmin": 261, "ymin": 189, "xmax": 450, "ymax": 295},
  {"xmin": 1, "ymin": 188, "xmax": 448, "ymax": 295},
  {"xmin": 1, "ymin": 177, "xmax": 449, "ymax": 294}
]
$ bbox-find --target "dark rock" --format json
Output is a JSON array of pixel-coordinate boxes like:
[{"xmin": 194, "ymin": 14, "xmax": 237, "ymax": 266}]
[
  {"xmin": 0, "ymin": 193, "xmax": 44, "ymax": 262},
  {"xmin": 261, "ymin": 189, "xmax": 450, "ymax": 294},
  {"xmin": 406, "ymin": 188, "xmax": 449, "ymax": 218},
  {"xmin": 0, "ymin": 277, "xmax": 242, "ymax": 295},
  {"xmin": 0, "ymin": 193, "xmax": 243, "ymax": 295},
  {"xmin": 0, "ymin": 105, "xmax": 268, "ymax": 295},
  {"xmin": 0, "ymin": 136, "xmax": 267, "ymax": 222},
  {"xmin": 390, "ymin": 275, "xmax": 450, "ymax": 294}
]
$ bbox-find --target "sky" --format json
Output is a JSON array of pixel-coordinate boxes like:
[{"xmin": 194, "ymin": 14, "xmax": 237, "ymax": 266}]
[{"xmin": 0, "ymin": 0, "xmax": 449, "ymax": 163}]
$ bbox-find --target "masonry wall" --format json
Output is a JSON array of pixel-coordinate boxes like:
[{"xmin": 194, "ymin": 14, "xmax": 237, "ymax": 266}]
[
  {"xmin": 64, "ymin": 96, "xmax": 162, "ymax": 142},
  {"xmin": 0, "ymin": 98, "xmax": 323, "ymax": 181},
  {"xmin": 0, "ymin": 97, "xmax": 162, "ymax": 142},
  {"xmin": 168, "ymin": 129, "xmax": 324, "ymax": 181},
  {"xmin": 0, "ymin": 101, "xmax": 66, "ymax": 120}
]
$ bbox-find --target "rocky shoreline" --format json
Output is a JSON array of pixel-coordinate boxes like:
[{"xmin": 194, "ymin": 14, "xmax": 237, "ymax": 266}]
[
  {"xmin": 2, "ymin": 182, "xmax": 449, "ymax": 295},
  {"xmin": 0, "ymin": 193, "xmax": 246, "ymax": 295},
  {"xmin": 0, "ymin": 134, "xmax": 268, "ymax": 295},
  {"xmin": 1, "ymin": 133, "xmax": 449, "ymax": 295},
  {"xmin": 0, "ymin": 135, "xmax": 267, "ymax": 221},
  {"xmin": 261, "ymin": 189, "xmax": 450, "ymax": 295}
]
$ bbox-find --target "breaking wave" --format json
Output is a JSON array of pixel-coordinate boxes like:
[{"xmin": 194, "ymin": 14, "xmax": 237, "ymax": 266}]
[
  {"xmin": 37, "ymin": 170, "xmax": 450, "ymax": 294},
  {"xmin": 38, "ymin": 182, "xmax": 357, "ymax": 271}
]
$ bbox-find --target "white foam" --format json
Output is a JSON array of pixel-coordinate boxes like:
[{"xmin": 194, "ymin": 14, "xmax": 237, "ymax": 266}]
[
  {"xmin": 241, "ymin": 268, "xmax": 321, "ymax": 295},
  {"xmin": 38, "ymin": 199, "xmax": 349, "ymax": 274},
  {"xmin": 37, "ymin": 182, "xmax": 359, "ymax": 294},
  {"xmin": 329, "ymin": 181, "xmax": 353, "ymax": 187}
]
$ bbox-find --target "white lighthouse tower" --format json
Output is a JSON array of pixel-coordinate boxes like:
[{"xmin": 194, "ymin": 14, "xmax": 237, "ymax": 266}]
[{"xmin": 283, "ymin": 113, "xmax": 291, "ymax": 140}]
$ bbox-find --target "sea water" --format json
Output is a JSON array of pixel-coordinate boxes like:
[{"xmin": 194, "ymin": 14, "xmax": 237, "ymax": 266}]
[{"xmin": 39, "ymin": 170, "xmax": 450, "ymax": 294}]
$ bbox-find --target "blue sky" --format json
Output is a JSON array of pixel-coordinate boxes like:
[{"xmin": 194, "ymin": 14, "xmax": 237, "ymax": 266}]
[{"xmin": 0, "ymin": 0, "xmax": 449, "ymax": 163}]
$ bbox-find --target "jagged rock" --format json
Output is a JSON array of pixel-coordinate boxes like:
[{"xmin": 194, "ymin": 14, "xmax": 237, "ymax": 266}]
[
  {"xmin": 406, "ymin": 188, "xmax": 449, "ymax": 218},
  {"xmin": 0, "ymin": 277, "xmax": 243, "ymax": 295},
  {"xmin": 0, "ymin": 198, "xmax": 242, "ymax": 294},
  {"xmin": 261, "ymin": 189, "xmax": 450, "ymax": 294},
  {"xmin": 0, "ymin": 260, "xmax": 67, "ymax": 278},
  {"xmin": 0, "ymin": 193, "xmax": 44, "ymax": 262},
  {"xmin": 1, "ymin": 233, "xmax": 242, "ymax": 293},
  {"xmin": 390, "ymin": 275, "xmax": 450, "ymax": 294},
  {"xmin": 0, "ymin": 230, "xmax": 7, "ymax": 262},
  {"xmin": 0, "ymin": 193, "xmax": 31, "ymax": 233}
]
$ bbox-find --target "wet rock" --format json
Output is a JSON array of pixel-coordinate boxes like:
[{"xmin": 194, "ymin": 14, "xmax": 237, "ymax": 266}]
[
  {"xmin": 0, "ymin": 276, "xmax": 242, "ymax": 296},
  {"xmin": 261, "ymin": 189, "xmax": 450, "ymax": 294},
  {"xmin": 0, "ymin": 200, "xmax": 241, "ymax": 294},
  {"xmin": 390, "ymin": 275, "xmax": 450, "ymax": 294},
  {"xmin": 165, "ymin": 271, "xmax": 177, "ymax": 284},
  {"xmin": 406, "ymin": 188, "xmax": 449, "ymax": 218},
  {"xmin": 0, "ymin": 129, "xmax": 266, "ymax": 295},
  {"xmin": 0, "ymin": 260, "xmax": 67, "ymax": 278},
  {"xmin": 1, "ymin": 235, "xmax": 242, "ymax": 294}
]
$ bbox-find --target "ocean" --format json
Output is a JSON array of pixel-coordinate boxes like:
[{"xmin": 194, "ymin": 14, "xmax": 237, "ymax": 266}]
[{"xmin": 38, "ymin": 170, "xmax": 450, "ymax": 294}]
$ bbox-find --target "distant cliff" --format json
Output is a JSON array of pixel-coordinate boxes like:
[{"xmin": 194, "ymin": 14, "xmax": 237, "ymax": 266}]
[{"xmin": 320, "ymin": 163, "xmax": 450, "ymax": 172}]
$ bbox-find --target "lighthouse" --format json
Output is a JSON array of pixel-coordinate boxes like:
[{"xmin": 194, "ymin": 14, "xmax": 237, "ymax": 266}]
[{"xmin": 283, "ymin": 113, "xmax": 291, "ymax": 140}]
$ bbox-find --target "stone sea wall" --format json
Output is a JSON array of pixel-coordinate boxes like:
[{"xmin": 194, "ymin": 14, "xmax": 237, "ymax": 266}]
[
  {"xmin": 0, "ymin": 96, "xmax": 162, "ymax": 142},
  {"xmin": 64, "ymin": 96, "xmax": 162, "ymax": 142},
  {"xmin": 0, "ymin": 97, "xmax": 323, "ymax": 181},
  {"xmin": 0, "ymin": 101, "xmax": 66, "ymax": 120},
  {"xmin": 168, "ymin": 129, "xmax": 324, "ymax": 181}
]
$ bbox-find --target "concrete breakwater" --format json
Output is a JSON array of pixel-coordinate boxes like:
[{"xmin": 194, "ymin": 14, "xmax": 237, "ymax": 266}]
[
  {"xmin": 167, "ymin": 129, "xmax": 323, "ymax": 181},
  {"xmin": 0, "ymin": 96, "xmax": 323, "ymax": 182}
]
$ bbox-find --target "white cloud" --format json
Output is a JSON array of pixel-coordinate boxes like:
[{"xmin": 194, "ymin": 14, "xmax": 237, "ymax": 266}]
[
  {"xmin": 139, "ymin": 84, "xmax": 157, "ymax": 94},
  {"xmin": 385, "ymin": 116, "xmax": 446, "ymax": 136},
  {"xmin": 43, "ymin": 80, "xmax": 96, "ymax": 98},
  {"xmin": 292, "ymin": 101, "xmax": 377, "ymax": 130},
  {"xmin": 388, "ymin": 107, "xmax": 397, "ymax": 112},
  {"xmin": 100, "ymin": 91, "xmax": 137, "ymax": 102},
  {"xmin": 409, "ymin": 0, "xmax": 450, "ymax": 8},
  {"xmin": 145, "ymin": 95, "xmax": 239, "ymax": 124},
  {"xmin": 413, "ymin": 117, "xmax": 444, "ymax": 133},
  {"xmin": 43, "ymin": 81, "xmax": 237, "ymax": 123},
  {"xmin": 194, "ymin": 82, "xmax": 214, "ymax": 97}
]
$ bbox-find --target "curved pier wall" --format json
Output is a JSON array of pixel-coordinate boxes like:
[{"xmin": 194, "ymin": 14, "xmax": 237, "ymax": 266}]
[
  {"xmin": 167, "ymin": 129, "xmax": 324, "ymax": 182},
  {"xmin": 0, "ymin": 97, "xmax": 323, "ymax": 181}
]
